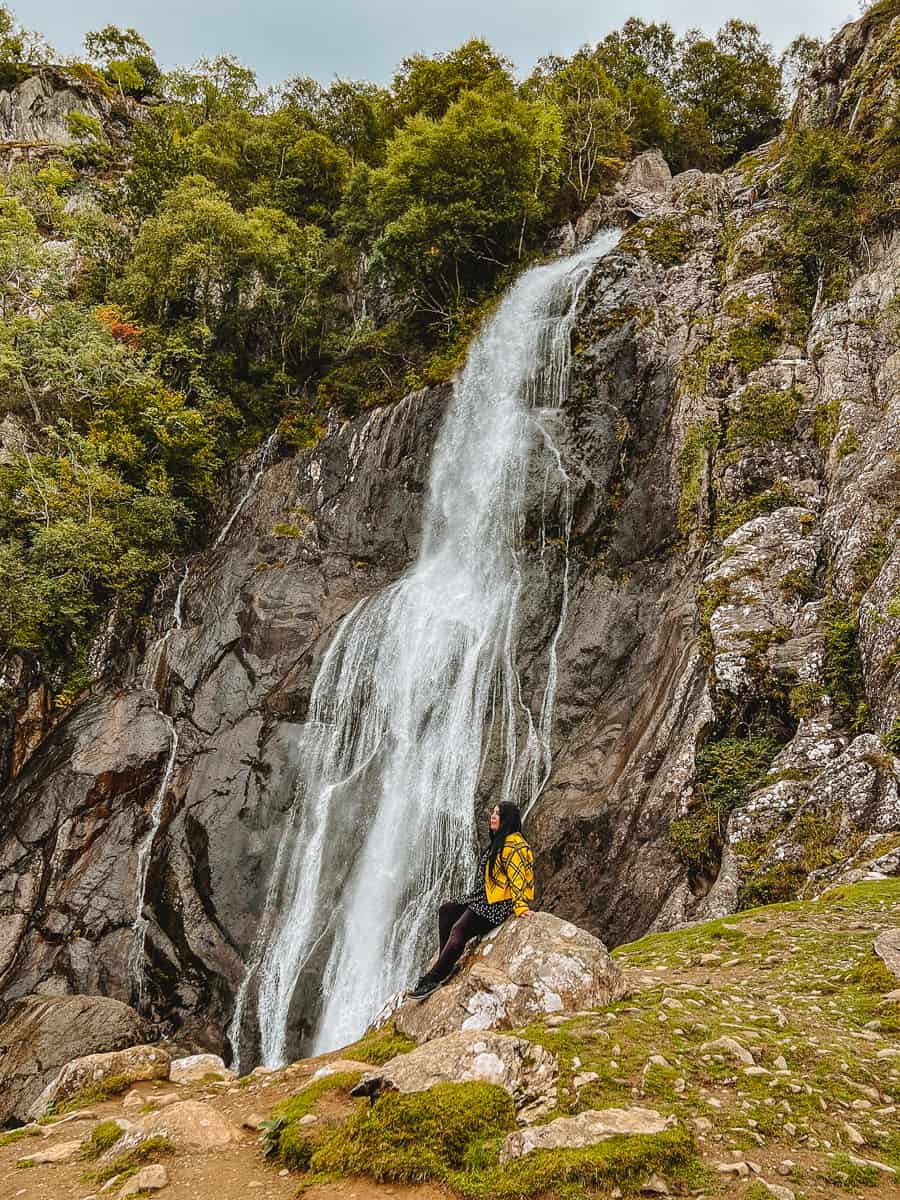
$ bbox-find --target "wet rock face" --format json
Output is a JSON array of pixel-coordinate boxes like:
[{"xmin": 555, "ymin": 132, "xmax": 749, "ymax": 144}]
[{"xmin": 0, "ymin": 994, "xmax": 147, "ymax": 1125}]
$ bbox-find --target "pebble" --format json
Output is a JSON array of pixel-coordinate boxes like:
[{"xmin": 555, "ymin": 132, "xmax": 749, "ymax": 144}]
[{"xmin": 844, "ymin": 1121, "xmax": 865, "ymax": 1147}]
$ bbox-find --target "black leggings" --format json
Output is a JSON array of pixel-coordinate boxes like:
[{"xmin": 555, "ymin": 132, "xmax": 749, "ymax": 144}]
[{"xmin": 428, "ymin": 901, "xmax": 492, "ymax": 981}]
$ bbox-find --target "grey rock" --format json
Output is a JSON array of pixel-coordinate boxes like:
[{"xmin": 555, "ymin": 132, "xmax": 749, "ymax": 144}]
[
  {"xmin": 386, "ymin": 911, "xmax": 626, "ymax": 1043},
  {"xmin": 352, "ymin": 1030, "xmax": 558, "ymax": 1121},
  {"xmin": 874, "ymin": 929, "xmax": 900, "ymax": 981}
]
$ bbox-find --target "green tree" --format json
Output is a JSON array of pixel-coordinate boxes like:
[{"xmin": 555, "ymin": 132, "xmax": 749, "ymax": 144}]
[
  {"xmin": 163, "ymin": 55, "xmax": 263, "ymax": 124},
  {"xmin": 363, "ymin": 90, "xmax": 561, "ymax": 319},
  {"xmin": 673, "ymin": 21, "xmax": 781, "ymax": 164},
  {"xmin": 83, "ymin": 24, "xmax": 160, "ymax": 97},
  {"xmin": 390, "ymin": 39, "xmax": 514, "ymax": 122}
]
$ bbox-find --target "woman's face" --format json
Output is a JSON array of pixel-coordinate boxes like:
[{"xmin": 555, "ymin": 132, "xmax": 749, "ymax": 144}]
[{"xmin": 490, "ymin": 805, "xmax": 500, "ymax": 832}]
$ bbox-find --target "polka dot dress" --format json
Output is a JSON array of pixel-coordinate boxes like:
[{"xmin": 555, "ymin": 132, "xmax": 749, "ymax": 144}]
[{"xmin": 456, "ymin": 849, "xmax": 514, "ymax": 926}]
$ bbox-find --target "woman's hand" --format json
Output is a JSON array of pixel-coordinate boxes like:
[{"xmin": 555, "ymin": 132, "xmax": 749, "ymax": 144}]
[{"xmin": 517, "ymin": 907, "xmax": 534, "ymax": 918}]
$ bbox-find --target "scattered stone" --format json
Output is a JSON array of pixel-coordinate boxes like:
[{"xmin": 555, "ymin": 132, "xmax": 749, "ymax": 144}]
[
  {"xmin": 641, "ymin": 1173, "xmax": 670, "ymax": 1195},
  {"xmin": 700, "ymin": 1036, "xmax": 755, "ymax": 1066},
  {"xmin": 700, "ymin": 953, "xmax": 722, "ymax": 965},
  {"xmin": 298, "ymin": 1114, "xmax": 318, "ymax": 1127},
  {"xmin": 117, "ymin": 1164, "xmax": 169, "ymax": 1196},
  {"xmin": 773, "ymin": 1055, "xmax": 788, "ymax": 1071},
  {"xmin": 123, "ymin": 1090, "xmax": 145, "ymax": 1110},
  {"xmin": 500, "ymin": 1107, "xmax": 673, "ymax": 1162},
  {"xmin": 691, "ymin": 1116, "xmax": 713, "ymax": 1132},
  {"xmin": 759, "ymin": 1181, "xmax": 795, "ymax": 1200},
  {"xmin": 18, "ymin": 1138, "xmax": 82, "ymax": 1164},
  {"xmin": 777, "ymin": 1159, "xmax": 796, "ymax": 1175},
  {"xmin": 308, "ymin": 1058, "xmax": 371, "ymax": 1080},
  {"xmin": 353, "ymin": 1030, "xmax": 559, "ymax": 1122},
  {"xmin": 717, "ymin": 1161, "xmax": 750, "ymax": 1178},
  {"xmin": 383, "ymin": 912, "xmax": 627, "ymax": 1043},
  {"xmin": 242, "ymin": 1113, "xmax": 266, "ymax": 1131},
  {"xmin": 844, "ymin": 1122, "xmax": 865, "ymax": 1147},
  {"xmin": 573, "ymin": 1071, "xmax": 599, "ymax": 1088},
  {"xmin": 874, "ymin": 930, "xmax": 900, "ymax": 981},
  {"xmin": 168, "ymin": 1054, "xmax": 235, "ymax": 1085}
]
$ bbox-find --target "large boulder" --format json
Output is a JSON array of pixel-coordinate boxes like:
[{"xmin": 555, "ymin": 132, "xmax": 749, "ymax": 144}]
[
  {"xmin": 28, "ymin": 1044, "xmax": 170, "ymax": 1120},
  {"xmin": 387, "ymin": 911, "xmax": 626, "ymax": 1043},
  {"xmin": 0, "ymin": 994, "xmax": 147, "ymax": 1125},
  {"xmin": 134, "ymin": 1100, "xmax": 245, "ymax": 1149},
  {"xmin": 500, "ymin": 1106, "xmax": 674, "ymax": 1162},
  {"xmin": 168, "ymin": 1053, "xmax": 234, "ymax": 1085},
  {"xmin": 352, "ymin": 1030, "xmax": 558, "ymax": 1122}
]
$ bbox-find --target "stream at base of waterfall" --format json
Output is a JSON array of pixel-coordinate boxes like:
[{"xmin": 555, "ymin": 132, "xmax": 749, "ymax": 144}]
[{"xmin": 231, "ymin": 229, "xmax": 621, "ymax": 1070}]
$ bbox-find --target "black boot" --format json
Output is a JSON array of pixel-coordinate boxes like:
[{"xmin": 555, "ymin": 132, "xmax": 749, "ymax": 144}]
[{"xmin": 406, "ymin": 973, "xmax": 441, "ymax": 999}]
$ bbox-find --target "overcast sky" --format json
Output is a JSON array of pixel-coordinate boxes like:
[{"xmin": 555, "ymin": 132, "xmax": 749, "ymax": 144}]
[{"xmin": 25, "ymin": 0, "xmax": 859, "ymax": 88}]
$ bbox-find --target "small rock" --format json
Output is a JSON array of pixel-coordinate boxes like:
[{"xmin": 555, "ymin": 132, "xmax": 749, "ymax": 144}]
[
  {"xmin": 500, "ymin": 1107, "xmax": 672, "ymax": 1162},
  {"xmin": 640, "ymin": 1173, "xmax": 670, "ymax": 1195},
  {"xmin": 19, "ymin": 1138, "xmax": 82, "ymax": 1164},
  {"xmin": 573, "ymin": 1071, "xmax": 599, "ymax": 1088},
  {"xmin": 242, "ymin": 1113, "xmax": 266, "ymax": 1131},
  {"xmin": 851, "ymin": 1098, "xmax": 872, "ymax": 1110},
  {"xmin": 117, "ymin": 1164, "xmax": 169, "ymax": 1196},
  {"xmin": 298, "ymin": 1114, "xmax": 318, "ymax": 1126},
  {"xmin": 773, "ymin": 1055, "xmax": 788, "ymax": 1071},
  {"xmin": 691, "ymin": 1116, "xmax": 713, "ymax": 1132},
  {"xmin": 759, "ymin": 1181, "xmax": 795, "ymax": 1200},
  {"xmin": 844, "ymin": 1121, "xmax": 865, "ymax": 1146},
  {"xmin": 169, "ymin": 1054, "xmax": 235, "ymax": 1086},
  {"xmin": 700, "ymin": 953, "xmax": 722, "ymax": 965},
  {"xmin": 700, "ymin": 1036, "xmax": 755, "ymax": 1066},
  {"xmin": 744, "ymin": 1066, "xmax": 770, "ymax": 1076},
  {"xmin": 716, "ymin": 1161, "xmax": 749, "ymax": 1178},
  {"xmin": 122, "ymin": 1090, "xmax": 145, "ymax": 1110},
  {"xmin": 278, "ymin": 1168, "xmax": 289, "ymax": 1177}
]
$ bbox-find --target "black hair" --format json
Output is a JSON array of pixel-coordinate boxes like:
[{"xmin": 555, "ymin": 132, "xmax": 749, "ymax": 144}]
[{"xmin": 487, "ymin": 801, "xmax": 523, "ymax": 883}]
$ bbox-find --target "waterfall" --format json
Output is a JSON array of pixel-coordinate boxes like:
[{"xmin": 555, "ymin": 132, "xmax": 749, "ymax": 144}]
[
  {"xmin": 128, "ymin": 431, "xmax": 278, "ymax": 1010},
  {"xmin": 237, "ymin": 229, "xmax": 619, "ymax": 1067}
]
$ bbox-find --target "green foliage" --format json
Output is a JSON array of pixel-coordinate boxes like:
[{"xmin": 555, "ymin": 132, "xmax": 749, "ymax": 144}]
[
  {"xmin": 727, "ymin": 385, "xmax": 802, "ymax": 446},
  {"xmin": 881, "ymin": 718, "xmax": 900, "ymax": 755},
  {"xmin": 391, "ymin": 39, "xmax": 514, "ymax": 122},
  {"xmin": 671, "ymin": 735, "xmax": 781, "ymax": 876},
  {"xmin": 723, "ymin": 297, "xmax": 783, "ymax": 374},
  {"xmin": 813, "ymin": 398, "xmax": 841, "ymax": 449},
  {"xmin": 789, "ymin": 681, "xmax": 825, "ymax": 718},
  {"xmin": 677, "ymin": 420, "xmax": 718, "ymax": 534},
  {"xmin": 619, "ymin": 217, "xmax": 693, "ymax": 266},
  {"xmin": 822, "ymin": 600, "xmax": 867, "ymax": 727},
  {"xmin": 49, "ymin": 1072, "xmax": 138, "ymax": 1116},
  {"xmin": 822, "ymin": 1153, "xmax": 882, "ymax": 1187},
  {"xmin": 780, "ymin": 128, "xmax": 866, "ymax": 302},
  {"xmin": 361, "ymin": 90, "xmax": 561, "ymax": 317},
  {"xmin": 0, "ymin": 1127, "xmax": 41, "ymax": 1147}
]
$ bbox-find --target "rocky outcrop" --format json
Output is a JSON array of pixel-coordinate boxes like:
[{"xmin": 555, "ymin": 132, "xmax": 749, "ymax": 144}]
[
  {"xmin": 874, "ymin": 928, "xmax": 900, "ymax": 980},
  {"xmin": 352, "ymin": 1029, "xmax": 558, "ymax": 1121},
  {"xmin": 0, "ymin": 66, "xmax": 134, "ymax": 149},
  {"xmin": 0, "ymin": 994, "xmax": 147, "ymax": 1124},
  {"xmin": 384, "ymin": 911, "xmax": 626, "ymax": 1042},
  {"xmin": 28, "ymin": 1043, "xmax": 170, "ymax": 1120}
]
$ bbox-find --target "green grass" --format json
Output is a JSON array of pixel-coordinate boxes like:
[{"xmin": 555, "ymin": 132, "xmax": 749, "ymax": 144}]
[
  {"xmin": 727, "ymin": 385, "xmax": 802, "ymax": 446},
  {"xmin": 265, "ymin": 1071, "xmax": 363, "ymax": 1170},
  {"xmin": 0, "ymin": 1127, "xmax": 41, "ymax": 1148}
]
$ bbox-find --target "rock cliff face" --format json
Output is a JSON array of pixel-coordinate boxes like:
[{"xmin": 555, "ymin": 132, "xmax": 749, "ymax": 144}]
[{"xmin": 1, "ymin": 11, "xmax": 898, "ymax": 1062}]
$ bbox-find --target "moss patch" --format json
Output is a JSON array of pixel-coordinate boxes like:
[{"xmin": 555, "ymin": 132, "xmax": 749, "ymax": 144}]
[
  {"xmin": 727, "ymin": 385, "xmax": 802, "ymax": 446},
  {"xmin": 0, "ymin": 1127, "xmax": 41, "ymax": 1148},
  {"xmin": 619, "ymin": 217, "xmax": 694, "ymax": 267},
  {"xmin": 265, "ymin": 1071, "xmax": 363, "ymax": 1170},
  {"xmin": 50, "ymin": 1072, "xmax": 136, "ymax": 1116},
  {"xmin": 78, "ymin": 1119, "xmax": 125, "ymax": 1160},
  {"xmin": 341, "ymin": 1023, "xmax": 416, "ymax": 1065},
  {"xmin": 305, "ymin": 1081, "xmax": 516, "ymax": 1185},
  {"xmin": 678, "ymin": 421, "xmax": 719, "ymax": 535}
]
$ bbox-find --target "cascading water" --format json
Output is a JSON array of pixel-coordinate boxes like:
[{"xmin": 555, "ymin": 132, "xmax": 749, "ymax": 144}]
[
  {"xmin": 235, "ymin": 229, "xmax": 620, "ymax": 1068},
  {"xmin": 128, "ymin": 431, "xmax": 278, "ymax": 1010}
]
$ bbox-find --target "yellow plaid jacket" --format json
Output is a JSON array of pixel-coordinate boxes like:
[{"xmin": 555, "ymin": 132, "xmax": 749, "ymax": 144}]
[{"xmin": 484, "ymin": 832, "xmax": 535, "ymax": 916}]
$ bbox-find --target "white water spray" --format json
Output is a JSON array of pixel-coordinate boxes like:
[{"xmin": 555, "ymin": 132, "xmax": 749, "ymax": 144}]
[
  {"xmin": 235, "ymin": 230, "xmax": 619, "ymax": 1067},
  {"xmin": 128, "ymin": 432, "xmax": 278, "ymax": 1010}
]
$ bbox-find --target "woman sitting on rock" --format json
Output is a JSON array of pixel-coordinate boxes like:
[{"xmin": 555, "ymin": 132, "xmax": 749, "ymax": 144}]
[{"xmin": 407, "ymin": 801, "xmax": 535, "ymax": 999}]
